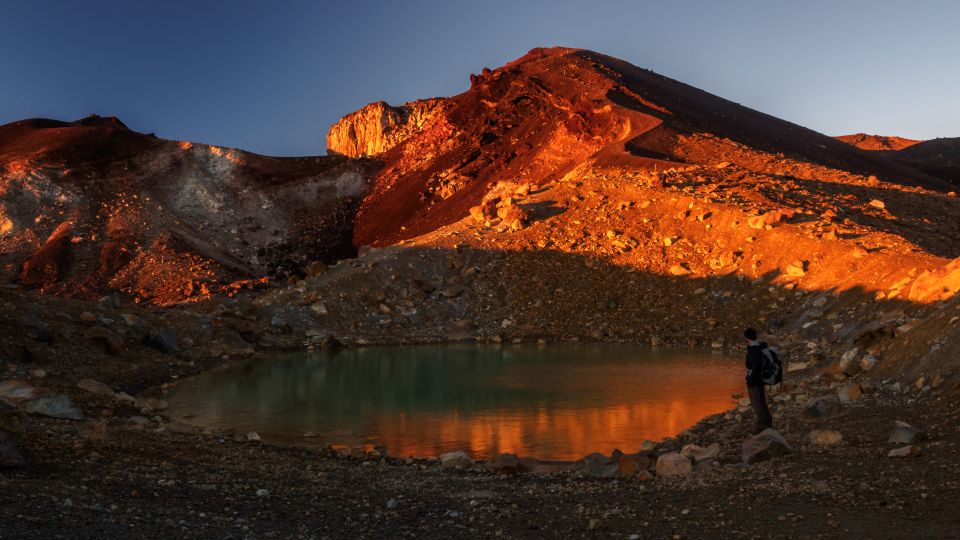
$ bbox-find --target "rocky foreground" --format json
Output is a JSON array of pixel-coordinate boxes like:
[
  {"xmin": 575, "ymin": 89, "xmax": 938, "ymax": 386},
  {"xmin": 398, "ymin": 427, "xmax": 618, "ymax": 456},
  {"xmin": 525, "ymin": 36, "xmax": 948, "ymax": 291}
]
[{"xmin": 2, "ymin": 340, "xmax": 959, "ymax": 539}]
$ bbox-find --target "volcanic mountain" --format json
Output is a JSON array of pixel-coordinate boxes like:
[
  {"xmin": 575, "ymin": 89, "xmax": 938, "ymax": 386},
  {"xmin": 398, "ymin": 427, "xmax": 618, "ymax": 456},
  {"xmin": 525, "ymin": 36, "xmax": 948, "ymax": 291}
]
[
  {"xmin": 328, "ymin": 47, "xmax": 951, "ymax": 247},
  {"xmin": 249, "ymin": 46, "xmax": 960, "ymax": 384},
  {"xmin": 835, "ymin": 133, "xmax": 921, "ymax": 151},
  {"xmin": 0, "ymin": 116, "xmax": 372, "ymax": 304}
]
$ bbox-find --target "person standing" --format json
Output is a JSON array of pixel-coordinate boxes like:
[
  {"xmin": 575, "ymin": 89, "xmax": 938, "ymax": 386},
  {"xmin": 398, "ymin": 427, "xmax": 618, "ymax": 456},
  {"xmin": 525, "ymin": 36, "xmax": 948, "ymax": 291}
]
[{"xmin": 744, "ymin": 327, "xmax": 773, "ymax": 434}]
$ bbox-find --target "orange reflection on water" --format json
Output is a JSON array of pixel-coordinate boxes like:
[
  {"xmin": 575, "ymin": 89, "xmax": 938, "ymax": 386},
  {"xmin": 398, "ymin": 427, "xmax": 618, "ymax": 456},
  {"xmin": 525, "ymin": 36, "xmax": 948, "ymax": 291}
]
[{"xmin": 372, "ymin": 394, "xmax": 734, "ymax": 461}]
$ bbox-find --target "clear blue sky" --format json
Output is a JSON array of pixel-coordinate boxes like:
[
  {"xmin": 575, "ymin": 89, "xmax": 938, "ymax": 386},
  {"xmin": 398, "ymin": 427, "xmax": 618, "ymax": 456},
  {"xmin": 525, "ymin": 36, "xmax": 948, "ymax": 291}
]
[{"xmin": 2, "ymin": 0, "xmax": 958, "ymax": 156}]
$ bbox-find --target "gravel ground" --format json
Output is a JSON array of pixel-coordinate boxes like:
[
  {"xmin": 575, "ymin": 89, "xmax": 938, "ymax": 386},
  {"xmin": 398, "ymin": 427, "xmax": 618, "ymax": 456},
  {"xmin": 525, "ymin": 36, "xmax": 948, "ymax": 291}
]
[{"xmin": 2, "ymin": 375, "xmax": 959, "ymax": 539}]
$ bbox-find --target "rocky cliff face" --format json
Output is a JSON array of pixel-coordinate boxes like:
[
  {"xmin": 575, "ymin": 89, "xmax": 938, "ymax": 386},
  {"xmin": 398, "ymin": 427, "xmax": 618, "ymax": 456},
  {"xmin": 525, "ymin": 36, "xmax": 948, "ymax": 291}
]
[
  {"xmin": 0, "ymin": 116, "xmax": 374, "ymax": 304},
  {"xmin": 325, "ymin": 99, "xmax": 446, "ymax": 157}
]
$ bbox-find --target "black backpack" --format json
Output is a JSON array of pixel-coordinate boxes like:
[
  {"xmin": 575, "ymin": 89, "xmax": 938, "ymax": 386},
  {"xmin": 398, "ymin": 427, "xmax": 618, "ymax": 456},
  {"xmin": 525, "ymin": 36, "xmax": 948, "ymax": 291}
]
[{"xmin": 760, "ymin": 347, "xmax": 783, "ymax": 386}]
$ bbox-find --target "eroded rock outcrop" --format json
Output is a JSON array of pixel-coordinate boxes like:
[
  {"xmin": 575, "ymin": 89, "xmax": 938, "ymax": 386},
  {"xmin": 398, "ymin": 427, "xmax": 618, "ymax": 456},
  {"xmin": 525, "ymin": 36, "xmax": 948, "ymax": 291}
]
[
  {"xmin": 326, "ymin": 99, "xmax": 446, "ymax": 158},
  {"xmin": 0, "ymin": 116, "xmax": 375, "ymax": 304}
]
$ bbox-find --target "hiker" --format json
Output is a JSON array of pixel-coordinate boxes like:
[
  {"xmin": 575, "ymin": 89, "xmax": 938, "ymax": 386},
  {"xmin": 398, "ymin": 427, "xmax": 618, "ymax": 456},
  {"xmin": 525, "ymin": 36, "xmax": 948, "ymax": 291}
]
[{"xmin": 744, "ymin": 327, "xmax": 773, "ymax": 434}]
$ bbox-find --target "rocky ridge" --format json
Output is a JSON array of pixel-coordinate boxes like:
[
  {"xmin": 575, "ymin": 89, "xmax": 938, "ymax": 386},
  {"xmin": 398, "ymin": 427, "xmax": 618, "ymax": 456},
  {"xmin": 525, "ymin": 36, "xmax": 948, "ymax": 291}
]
[{"xmin": 0, "ymin": 116, "xmax": 375, "ymax": 304}]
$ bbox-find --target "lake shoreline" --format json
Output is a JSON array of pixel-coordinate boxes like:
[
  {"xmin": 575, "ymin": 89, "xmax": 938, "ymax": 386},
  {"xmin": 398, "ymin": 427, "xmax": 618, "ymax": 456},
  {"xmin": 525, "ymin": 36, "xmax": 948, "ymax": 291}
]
[{"xmin": 3, "ymin": 317, "xmax": 959, "ymax": 537}]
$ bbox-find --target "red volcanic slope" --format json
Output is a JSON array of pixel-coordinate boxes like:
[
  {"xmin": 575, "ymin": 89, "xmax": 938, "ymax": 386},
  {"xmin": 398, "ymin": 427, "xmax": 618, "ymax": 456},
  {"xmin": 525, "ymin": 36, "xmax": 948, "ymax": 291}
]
[
  {"xmin": 350, "ymin": 47, "xmax": 949, "ymax": 247},
  {"xmin": 835, "ymin": 133, "xmax": 922, "ymax": 151}
]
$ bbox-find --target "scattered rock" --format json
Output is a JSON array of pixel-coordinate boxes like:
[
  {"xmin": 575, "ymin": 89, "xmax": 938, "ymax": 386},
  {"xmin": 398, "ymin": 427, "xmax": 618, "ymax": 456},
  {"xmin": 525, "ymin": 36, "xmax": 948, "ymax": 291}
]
[
  {"xmin": 787, "ymin": 361, "xmax": 809, "ymax": 373},
  {"xmin": 83, "ymin": 326, "xmax": 125, "ymax": 354},
  {"xmin": 804, "ymin": 395, "xmax": 841, "ymax": 418},
  {"xmin": 617, "ymin": 453, "xmax": 654, "ymax": 476},
  {"xmin": 147, "ymin": 327, "xmax": 180, "ymax": 353},
  {"xmin": 839, "ymin": 348, "xmax": 861, "ymax": 375},
  {"xmin": 582, "ymin": 452, "xmax": 618, "ymax": 478},
  {"xmin": 680, "ymin": 443, "xmax": 720, "ymax": 462},
  {"xmin": 77, "ymin": 379, "xmax": 115, "ymax": 398},
  {"xmin": 860, "ymin": 354, "xmax": 878, "ymax": 372},
  {"xmin": 655, "ymin": 452, "xmax": 692, "ymax": 477},
  {"xmin": 786, "ymin": 260, "xmax": 807, "ymax": 278},
  {"xmin": 808, "ymin": 429, "xmax": 843, "ymax": 446},
  {"xmin": 23, "ymin": 394, "xmax": 85, "ymax": 420},
  {"xmin": 487, "ymin": 453, "xmax": 520, "ymax": 475},
  {"xmin": 0, "ymin": 379, "xmax": 49, "ymax": 406},
  {"xmin": 440, "ymin": 450, "xmax": 473, "ymax": 470},
  {"xmin": 838, "ymin": 383, "xmax": 863, "ymax": 403},
  {"xmin": 887, "ymin": 445, "xmax": 920, "ymax": 458},
  {"xmin": 741, "ymin": 428, "xmax": 793, "ymax": 464},
  {"xmin": 888, "ymin": 421, "xmax": 921, "ymax": 444}
]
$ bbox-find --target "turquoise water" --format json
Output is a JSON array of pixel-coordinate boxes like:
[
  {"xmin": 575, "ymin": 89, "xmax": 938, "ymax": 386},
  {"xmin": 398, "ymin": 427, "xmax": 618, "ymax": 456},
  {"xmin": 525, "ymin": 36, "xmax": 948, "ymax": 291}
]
[{"xmin": 164, "ymin": 344, "xmax": 741, "ymax": 460}]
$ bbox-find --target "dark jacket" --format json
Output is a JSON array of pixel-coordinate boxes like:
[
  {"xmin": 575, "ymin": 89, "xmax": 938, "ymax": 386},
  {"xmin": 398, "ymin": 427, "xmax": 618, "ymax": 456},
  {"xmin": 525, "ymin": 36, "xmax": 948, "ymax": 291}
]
[{"xmin": 745, "ymin": 341, "xmax": 769, "ymax": 387}]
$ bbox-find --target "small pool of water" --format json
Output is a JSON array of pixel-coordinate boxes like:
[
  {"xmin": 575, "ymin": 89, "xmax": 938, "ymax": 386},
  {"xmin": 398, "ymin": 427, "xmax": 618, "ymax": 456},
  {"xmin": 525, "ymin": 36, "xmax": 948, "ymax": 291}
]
[{"xmin": 164, "ymin": 344, "xmax": 742, "ymax": 460}]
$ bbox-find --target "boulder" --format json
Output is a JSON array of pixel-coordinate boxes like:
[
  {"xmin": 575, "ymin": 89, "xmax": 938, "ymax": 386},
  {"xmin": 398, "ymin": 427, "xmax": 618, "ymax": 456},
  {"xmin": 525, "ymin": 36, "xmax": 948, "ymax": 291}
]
[
  {"xmin": 887, "ymin": 445, "xmax": 920, "ymax": 458},
  {"xmin": 747, "ymin": 215, "xmax": 766, "ymax": 229},
  {"xmin": 77, "ymin": 379, "xmax": 115, "ymax": 398},
  {"xmin": 655, "ymin": 452, "xmax": 692, "ymax": 477},
  {"xmin": 680, "ymin": 443, "xmax": 721, "ymax": 462},
  {"xmin": 786, "ymin": 261, "xmax": 807, "ymax": 278},
  {"xmin": 318, "ymin": 335, "xmax": 343, "ymax": 350},
  {"xmin": 440, "ymin": 450, "xmax": 473, "ymax": 470},
  {"xmin": 487, "ymin": 453, "xmax": 520, "ymax": 475},
  {"xmin": 617, "ymin": 453, "xmax": 654, "ymax": 476},
  {"xmin": 839, "ymin": 348, "xmax": 861, "ymax": 375},
  {"xmin": 0, "ymin": 431, "xmax": 25, "ymax": 468},
  {"xmin": 469, "ymin": 205, "xmax": 485, "ymax": 223},
  {"xmin": 838, "ymin": 383, "xmax": 863, "ymax": 403},
  {"xmin": 741, "ymin": 428, "xmax": 793, "ymax": 464},
  {"xmin": 0, "ymin": 379, "xmax": 50, "ymax": 406},
  {"xmin": 907, "ymin": 256, "xmax": 960, "ymax": 302},
  {"xmin": 787, "ymin": 361, "xmax": 810, "ymax": 373},
  {"xmin": 83, "ymin": 326, "xmax": 125, "ymax": 354},
  {"xmin": 147, "ymin": 327, "xmax": 180, "ymax": 353},
  {"xmin": 582, "ymin": 452, "xmax": 618, "ymax": 478},
  {"xmin": 807, "ymin": 429, "xmax": 843, "ymax": 446},
  {"xmin": 23, "ymin": 394, "xmax": 85, "ymax": 420},
  {"xmin": 860, "ymin": 354, "xmax": 879, "ymax": 372},
  {"xmin": 803, "ymin": 395, "xmax": 841, "ymax": 418},
  {"xmin": 888, "ymin": 421, "xmax": 921, "ymax": 444}
]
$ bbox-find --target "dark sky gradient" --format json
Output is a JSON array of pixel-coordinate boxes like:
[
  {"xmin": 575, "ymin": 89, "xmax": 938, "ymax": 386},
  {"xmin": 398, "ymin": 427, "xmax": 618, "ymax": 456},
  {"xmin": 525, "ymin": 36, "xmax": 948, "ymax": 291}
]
[{"xmin": 2, "ymin": 0, "xmax": 958, "ymax": 156}]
